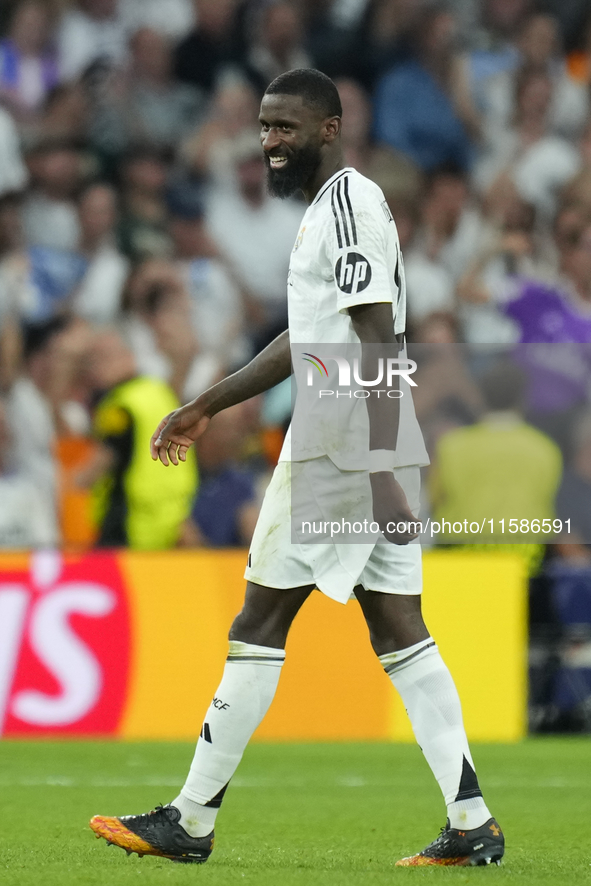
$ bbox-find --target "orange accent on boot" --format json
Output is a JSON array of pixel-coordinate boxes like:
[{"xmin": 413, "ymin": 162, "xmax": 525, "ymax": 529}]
[
  {"xmin": 89, "ymin": 815, "xmax": 167, "ymax": 858},
  {"xmin": 395, "ymin": 854, "xmax": 470, "ymax": 867}
]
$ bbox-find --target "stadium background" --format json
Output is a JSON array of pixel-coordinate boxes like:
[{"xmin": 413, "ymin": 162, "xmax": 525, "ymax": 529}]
[{"xmin": 1, "ymin": 1, "xmax": 591, "ymax": 881}]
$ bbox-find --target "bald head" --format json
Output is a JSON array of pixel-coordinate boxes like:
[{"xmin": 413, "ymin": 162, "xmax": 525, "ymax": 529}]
[{"xmin": 88, "ymin": 328, "xmax": 137, "ymax": 390}]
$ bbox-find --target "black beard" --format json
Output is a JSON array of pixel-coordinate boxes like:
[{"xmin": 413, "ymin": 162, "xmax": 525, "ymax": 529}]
[{"xmin": 265, "ymin": 142, "xmax": 322, "ymax": 199}]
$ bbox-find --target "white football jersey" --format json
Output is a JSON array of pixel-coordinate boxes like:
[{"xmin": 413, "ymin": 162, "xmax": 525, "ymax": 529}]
[
  {"xmin": 287, "ymin": 167, "xmax": 406, "ymax": 343},
  {"xmin": 281, "ymin": 166, "xmax": 429, "ymax": 470}
]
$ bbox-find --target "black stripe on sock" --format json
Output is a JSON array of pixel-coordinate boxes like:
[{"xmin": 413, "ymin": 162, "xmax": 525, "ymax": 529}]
[
  {"xmin": 455, "ymin": 755, "xmax": 483, "ymax": 801},
  {"xmin": 343, "ymin": 176, "xmax": 357, "ymax": 245},
  {"xmin": 383, "ymin": 640, "xmax": 436, "ymax": 675},
  {"xmin": 204, "ymin": 781, "xmax": 230, "ymax": 808}
]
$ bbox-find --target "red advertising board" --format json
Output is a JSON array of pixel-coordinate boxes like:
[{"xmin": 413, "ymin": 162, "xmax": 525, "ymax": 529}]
[{"xmin": 0, "ymin": 551, "xmax": 130, "ymax": 736}]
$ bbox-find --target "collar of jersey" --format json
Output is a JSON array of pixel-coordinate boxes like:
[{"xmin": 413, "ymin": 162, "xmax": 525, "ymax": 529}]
[{"xmin": 312, "ymin": 167, "xmax": 355, "ymax": 206}]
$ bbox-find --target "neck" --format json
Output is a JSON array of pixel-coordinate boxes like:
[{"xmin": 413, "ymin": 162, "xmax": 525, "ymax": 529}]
[{"xmin": 302, "ymin": 150, "xmax": 345, "ymax": 204}]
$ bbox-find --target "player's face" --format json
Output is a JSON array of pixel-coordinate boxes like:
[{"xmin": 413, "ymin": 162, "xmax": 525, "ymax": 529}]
[{"xmin": 259, "ymin": 93, "xmax": 324, "ymax": 199}]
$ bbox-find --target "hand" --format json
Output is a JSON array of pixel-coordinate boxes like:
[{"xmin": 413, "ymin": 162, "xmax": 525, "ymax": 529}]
[
  {"xmin": 150, "ymin": 400, "xmax": 211, "ymax": 466},
  {"xmin": 370, "ymin": 472, "xmax": 420, "ymax": 545}
]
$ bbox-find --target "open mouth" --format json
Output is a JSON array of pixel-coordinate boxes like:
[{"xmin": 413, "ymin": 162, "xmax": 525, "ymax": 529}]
[{"xmin": 268, "ymin": 156, "xmax": 288, "ymax": 170}]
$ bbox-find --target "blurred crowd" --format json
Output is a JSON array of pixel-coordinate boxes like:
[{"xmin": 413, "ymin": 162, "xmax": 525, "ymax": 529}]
[{"xmin": 0, "ymin": 0, "xmax": 590, "ymax": 727}]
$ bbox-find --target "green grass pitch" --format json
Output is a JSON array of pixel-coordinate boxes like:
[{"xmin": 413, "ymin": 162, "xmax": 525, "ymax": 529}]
[{"xmin": 1, "ymin": 738, "xmax": 590, "ymax": 885}]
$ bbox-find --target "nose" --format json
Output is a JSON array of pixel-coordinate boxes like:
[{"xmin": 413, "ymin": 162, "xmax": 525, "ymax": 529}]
[{"xmin": 261, "ymin": 128, "xmax": 281, "ymax": 153}]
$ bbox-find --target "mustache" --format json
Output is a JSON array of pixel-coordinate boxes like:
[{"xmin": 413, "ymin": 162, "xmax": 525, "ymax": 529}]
[{"xmin": 264, "ymin": 143, "xmax": 321, "ymax": 199}]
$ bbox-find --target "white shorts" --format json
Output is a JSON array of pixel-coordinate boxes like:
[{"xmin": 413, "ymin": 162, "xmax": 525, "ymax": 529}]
[{"xmin": 244, "ymin": 457, "xmax": 422, "ymax": 605}]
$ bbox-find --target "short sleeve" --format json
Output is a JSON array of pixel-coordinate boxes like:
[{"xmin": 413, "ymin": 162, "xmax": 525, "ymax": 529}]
[{"xmin": 327, "ymin": 176, "xmax": 396, "ymax": 314}]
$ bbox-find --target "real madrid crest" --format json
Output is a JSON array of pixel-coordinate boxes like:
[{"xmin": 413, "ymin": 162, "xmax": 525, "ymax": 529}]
[{"xmin": 293, "ymin": 226, "xmax": 306, "ymax": 252}]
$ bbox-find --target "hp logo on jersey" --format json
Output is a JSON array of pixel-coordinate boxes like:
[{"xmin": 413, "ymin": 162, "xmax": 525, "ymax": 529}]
[{"xmin": 335, "ymin": 252, "xmax": 372, "ymax": 295}]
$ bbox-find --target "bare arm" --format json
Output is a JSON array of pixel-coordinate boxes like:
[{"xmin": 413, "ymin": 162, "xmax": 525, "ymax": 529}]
[
  {"xmin": 349, "ymin": 302, "xmax": 418, "ymax": 544},
  {"xmin": 349, "ymin": 302, "xmax": 400, "ymax": 449},
  {"xmin": 151, "ymin": 329, "xmax": 291, "ymax": 466}
]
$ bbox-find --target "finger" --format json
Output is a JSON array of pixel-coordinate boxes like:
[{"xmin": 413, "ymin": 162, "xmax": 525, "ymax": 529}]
[
  {"xmin": 158, "ymin": 442, "xmax": 170, "ymax": 467},
  {"xmin": 178, "ymin": 445, "xmax": 188, "ymax": 462},
  {"xmin": 150, "ymin": 433, "xmax": 160, "ymax": 460},
  {"xmin": 168, "ymin": 442, "xmax": 179, "ymax": 466},
  {"xmin": 150, "ymin": 420, "xmax": 168, "ymax": 460}
]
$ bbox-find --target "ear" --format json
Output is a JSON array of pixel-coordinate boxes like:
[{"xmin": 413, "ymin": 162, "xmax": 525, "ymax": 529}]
[{"xmin": 322, "ymin": 115, "xmax": 341, "ymax": 144}]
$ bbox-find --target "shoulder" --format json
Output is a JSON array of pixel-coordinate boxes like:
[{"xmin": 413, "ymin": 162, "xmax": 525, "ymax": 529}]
[
  {"xmin": 344, "ymin": 169, "xmax": 387, "ymax": 209},
  {"xmin": 94, "ymin": 399, "xmax": 131, "ymax": 438},
  {"xmin": 316, "ymin": 169, "xmax": 389, "ymax": 230},
  {"xmin": 521, "ymin": 423, "xmax": 562, "ymax": 457}
]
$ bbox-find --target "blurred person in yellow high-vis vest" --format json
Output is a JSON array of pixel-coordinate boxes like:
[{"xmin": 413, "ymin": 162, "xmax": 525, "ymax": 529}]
[{"xmin": 78, "ymin": 328, "xmax": 197, "ymax": 549}]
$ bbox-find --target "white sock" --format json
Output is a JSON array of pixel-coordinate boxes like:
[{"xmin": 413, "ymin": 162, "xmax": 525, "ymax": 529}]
[
  {"xmin": 380, "ymin": 637, "xmax": 492, "ymax": 831},
  {"xmin": 171, "ymin": 640, "xmax": 285, "ymax": 837}
]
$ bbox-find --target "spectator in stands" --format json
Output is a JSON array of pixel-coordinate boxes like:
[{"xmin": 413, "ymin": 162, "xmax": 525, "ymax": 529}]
[
  {"xmin": 457, "ymin": 180, "xmax": 543, "ymax": 344},
  {"xmin": 0, "ymin": 184, "xmax": 126, "ymax": 326},
  {"xmin": 430, "ymin": 359, "xmax": 562, "ymax": 541},
  {"xmin": 460, "ymin": 206, "xmax": 591, "ymax": 450},
  {"xmin": 174, "ymin": 0, "xmax": 240, "ymax": 95},
  {"xmin": 0, "ymin": 192, "xmax": 28, "ymax": 322},
  {"xmin": 404, "ymin": 164, "xmax": 482, "ymax": 323},
  {"xmin": 22, "ymin": 141, "xmax": 86, "ymax": 251},
  {"xmin": 0, "ymin": 183, "xmax": 125, "ymax": 326},
  {"xmin": 0, "ymin": 195, "xmax": 87, "ymax": 323},
  {"xmin": 374, "ymin": 5, "xmax": 478, "ymax": 172},
  {"xmin": 335, "ymin": 77, "xmax": 375, "ymax": 175},
  {"xmin": 480, "ymin": 13, "xmax": 588, "ymax": 142},
  {"xmin": 91, "ymin": 27, "xmax": 207, "ymax": 156},
  {"xmin": 30, "ymin": 83, "xmax": 89, "ymax": 146},
  {"xmin": 125, "ymin": 28, "xmax": 206, "ymax": 150},
  {"xmin": 116, "ymin": 148, "xmax": 172, "ymax": 259},
  {"xmin": 243, "ymin": 1, "xmax": 312, "ymax": 94},
  {"xmin": 206, "ymin": 131, "xmax": 302, "ymax": 349},
  {"xmin": 0, "ymin": 394, "xmax": 58, "ymax": 548},
  {"xmin": 567, "ymin": 8, "xmax": 591, "ymax": 86},
  {"xmin": 167, "ymin": 178, "xmax": 248, "ymax": 388},
  {"xmin": 181, "ymin": 78, "xmax": 259, "ymax": 184},
  {"xmin": 0, "ymin": 105, "xmax": 28, "ymax": 196},
  {"xmin": 467, "ymin": 0, "xmax": 533, "ymax": 92},
  {"xmin": 331, "ymin": 0, "xmax": 417, "ymax": 89},
  {"xmin": 0, "ymin": 1, "xmax": 59, "ymax": 124},
  {"xmin": 58, "ymin": 0, "xmax": 128, "ymax": 82},
  {"xmin": 410, "ymin": 312, "xmax": 484, "ymax": 455},
  {"xmin": 459, "ymin": 206, "xmax": 591, "ymax": 344},
  {"xmin": 182, "ymin": 404, "xmax": 260, "ymax": 547},
  {"xmin": 78, "ymin": 326, "xmax": 197, "ymax": 549},
  {"xmin": 474, "ymin": 66, "xmax": 581, "ymax": 219},
  {"xmin": 120, "ymin": 258, "xmax": 200, "ymax": 399},
  {"xmin": 118, "ymin": 0, "xmax": 195, "ymax": 41},
  {"xmin": 5, "ymin": 317, "xmax": 79, "ymax": 535},
  {"xmin": 71, "ymin": 183, "xmax": 129, "ymax": 325}
]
